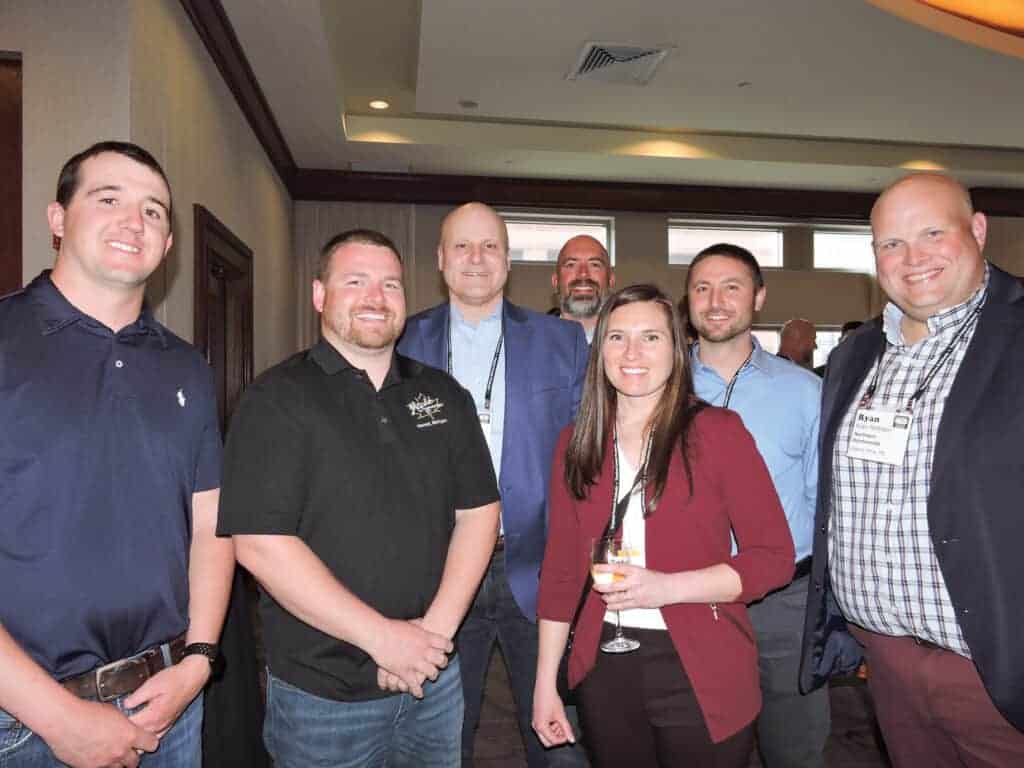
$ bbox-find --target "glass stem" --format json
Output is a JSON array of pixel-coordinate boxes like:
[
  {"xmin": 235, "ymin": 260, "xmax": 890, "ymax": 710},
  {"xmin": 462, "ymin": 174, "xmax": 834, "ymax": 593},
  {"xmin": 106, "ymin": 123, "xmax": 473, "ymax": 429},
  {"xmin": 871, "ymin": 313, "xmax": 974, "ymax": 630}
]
[{"xmin": 614, "ymin": 610, "xmax": 625, "ymax": 639}]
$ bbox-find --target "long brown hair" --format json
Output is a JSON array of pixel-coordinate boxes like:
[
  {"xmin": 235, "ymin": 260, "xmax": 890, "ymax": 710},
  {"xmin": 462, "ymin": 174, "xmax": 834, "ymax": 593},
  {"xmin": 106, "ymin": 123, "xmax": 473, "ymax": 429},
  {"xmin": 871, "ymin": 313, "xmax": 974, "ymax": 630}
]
[{"xmin": 564, "ymin": 284, "xmax": 703, "ymax": 514}]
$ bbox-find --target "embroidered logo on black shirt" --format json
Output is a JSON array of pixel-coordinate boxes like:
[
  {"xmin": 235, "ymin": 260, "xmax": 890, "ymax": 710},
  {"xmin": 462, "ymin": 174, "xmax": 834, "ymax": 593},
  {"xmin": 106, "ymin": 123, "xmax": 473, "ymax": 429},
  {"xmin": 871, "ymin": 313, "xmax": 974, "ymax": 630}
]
[{"xmin": 407, "ymin": 392, "xmax": 447, "ymax": 428}]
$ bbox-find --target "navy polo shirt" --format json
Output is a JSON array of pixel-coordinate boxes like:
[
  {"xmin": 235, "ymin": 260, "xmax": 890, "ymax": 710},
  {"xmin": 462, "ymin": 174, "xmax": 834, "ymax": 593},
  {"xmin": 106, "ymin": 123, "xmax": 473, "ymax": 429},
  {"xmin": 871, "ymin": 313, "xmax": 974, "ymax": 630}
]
[{"xmin": 0, "ymin": 272, "xmax": 222, "ymax": 679}]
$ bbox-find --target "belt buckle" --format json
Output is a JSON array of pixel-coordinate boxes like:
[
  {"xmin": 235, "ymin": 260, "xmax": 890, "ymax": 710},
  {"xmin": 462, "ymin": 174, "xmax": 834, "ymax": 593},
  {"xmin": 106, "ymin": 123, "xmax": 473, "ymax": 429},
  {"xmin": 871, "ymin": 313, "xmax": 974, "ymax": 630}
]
[{"xmin": 94, "ymin": 655, "xmax": 146, "ymax": 702}]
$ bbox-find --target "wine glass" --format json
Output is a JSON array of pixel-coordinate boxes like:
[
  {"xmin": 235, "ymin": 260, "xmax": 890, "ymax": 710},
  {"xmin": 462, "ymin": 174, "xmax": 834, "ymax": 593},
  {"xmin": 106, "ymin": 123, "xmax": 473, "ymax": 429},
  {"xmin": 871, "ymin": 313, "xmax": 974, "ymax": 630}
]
[{"xmin": 592, "ymin": 535, "xmax": 640, "ymax": 653}]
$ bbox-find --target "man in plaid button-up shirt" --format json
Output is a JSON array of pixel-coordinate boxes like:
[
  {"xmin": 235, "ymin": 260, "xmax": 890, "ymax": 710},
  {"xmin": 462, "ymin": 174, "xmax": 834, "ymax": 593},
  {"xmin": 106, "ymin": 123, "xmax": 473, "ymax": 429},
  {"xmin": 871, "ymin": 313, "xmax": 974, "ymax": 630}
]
[{"xmin": 800, "ymin": 173, "xmax": 1024, "ymax": 767}]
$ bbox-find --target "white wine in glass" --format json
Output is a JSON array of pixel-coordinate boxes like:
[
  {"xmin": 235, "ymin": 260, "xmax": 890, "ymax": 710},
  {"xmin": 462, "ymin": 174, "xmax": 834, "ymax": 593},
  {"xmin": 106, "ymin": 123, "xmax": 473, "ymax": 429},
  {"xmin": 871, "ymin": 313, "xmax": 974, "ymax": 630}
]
[{"xmin": 592, "ymin": 535, "xmax": 640, "ymax": 653}]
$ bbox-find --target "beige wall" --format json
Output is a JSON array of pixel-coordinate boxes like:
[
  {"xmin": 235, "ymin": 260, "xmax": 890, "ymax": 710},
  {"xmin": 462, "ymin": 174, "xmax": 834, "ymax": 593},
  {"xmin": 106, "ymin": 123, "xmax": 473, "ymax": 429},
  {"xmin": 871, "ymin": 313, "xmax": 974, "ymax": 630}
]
[
  {"xmin": 2, "ymin": 0, "xmax": 297, "ymax": 373},
  {"xmin": 132, "ymin": 0, "xmax": 296, "ymax": 373},
  {"xmin": 1, "ymin": 0, "xmax": 132, "ymax": 279}
]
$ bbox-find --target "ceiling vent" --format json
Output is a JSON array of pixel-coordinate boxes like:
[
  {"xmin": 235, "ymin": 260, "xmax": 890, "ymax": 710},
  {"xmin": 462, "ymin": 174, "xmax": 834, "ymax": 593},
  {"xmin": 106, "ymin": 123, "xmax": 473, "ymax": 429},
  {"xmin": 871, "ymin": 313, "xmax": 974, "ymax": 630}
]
[{"xmin": 567, "ymin": 42, "xmax": 673, "ymax": 85}]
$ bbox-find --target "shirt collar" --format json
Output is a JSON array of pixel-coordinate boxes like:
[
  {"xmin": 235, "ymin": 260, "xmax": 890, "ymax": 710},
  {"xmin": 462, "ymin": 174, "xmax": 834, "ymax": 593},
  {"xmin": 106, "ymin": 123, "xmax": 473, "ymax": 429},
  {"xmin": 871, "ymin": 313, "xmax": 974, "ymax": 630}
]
[
  {"xmin": 26, "ymin": 270, "xmax": 167, "ymax": 347},
  {"xmin": 309, "ymin": 337, "xmax": 420, "ymax": 387},
  {"xmin": 450, "ymin": 299, "xmax": 503, "ymax": 330},
  {"xmin": 690, "ymin": 334, "xmax": 771, "ymax": 377},
  {"xmin": 882, "ymin": 262, "xmax": 990, "ymax": 346}
]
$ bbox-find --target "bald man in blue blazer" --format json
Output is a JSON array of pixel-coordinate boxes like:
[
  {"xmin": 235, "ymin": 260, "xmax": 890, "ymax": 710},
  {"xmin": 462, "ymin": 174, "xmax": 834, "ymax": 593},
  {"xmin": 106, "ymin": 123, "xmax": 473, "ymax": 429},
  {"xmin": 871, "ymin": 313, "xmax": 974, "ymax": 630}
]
[{"xmin": 399, "ymin": 203, "xmax": 588, "ymax": 767}]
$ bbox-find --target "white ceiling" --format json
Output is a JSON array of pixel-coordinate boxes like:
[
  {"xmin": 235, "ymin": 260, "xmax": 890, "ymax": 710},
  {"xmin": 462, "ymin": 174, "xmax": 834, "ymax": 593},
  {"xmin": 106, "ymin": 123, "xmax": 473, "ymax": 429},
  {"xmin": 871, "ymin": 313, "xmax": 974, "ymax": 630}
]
[{"xmin": 221, "ymin": 0, "xmax": 1024, "ymax": 192}]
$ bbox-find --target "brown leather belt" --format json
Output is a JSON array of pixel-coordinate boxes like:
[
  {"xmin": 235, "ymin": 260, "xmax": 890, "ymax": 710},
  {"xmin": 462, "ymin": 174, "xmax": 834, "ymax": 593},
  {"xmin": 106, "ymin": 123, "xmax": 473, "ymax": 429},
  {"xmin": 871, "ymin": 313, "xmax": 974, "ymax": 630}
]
[{"xmin": 60, "ymin": 635, "xmax": 187, "ymax": 702}]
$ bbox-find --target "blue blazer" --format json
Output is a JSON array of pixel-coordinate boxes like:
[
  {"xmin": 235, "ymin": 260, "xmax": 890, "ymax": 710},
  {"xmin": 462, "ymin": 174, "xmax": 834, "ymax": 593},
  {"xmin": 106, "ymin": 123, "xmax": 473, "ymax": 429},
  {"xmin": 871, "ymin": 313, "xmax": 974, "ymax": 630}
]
[
  {"xmin": 399, "ymin": 300, "xmax": 589, "ymax": 621},
  {"xmin": 799, "ymin": 263, "xmax": 1024, "ymax": 731}
]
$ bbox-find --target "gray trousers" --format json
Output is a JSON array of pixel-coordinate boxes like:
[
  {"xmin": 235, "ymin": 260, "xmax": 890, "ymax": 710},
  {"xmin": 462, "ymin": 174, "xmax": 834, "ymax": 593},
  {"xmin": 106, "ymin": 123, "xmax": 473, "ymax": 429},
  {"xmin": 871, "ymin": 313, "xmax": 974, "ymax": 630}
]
[{"xmin": 748, "ymin": 574, "xmax": 830, "ymax": 768}]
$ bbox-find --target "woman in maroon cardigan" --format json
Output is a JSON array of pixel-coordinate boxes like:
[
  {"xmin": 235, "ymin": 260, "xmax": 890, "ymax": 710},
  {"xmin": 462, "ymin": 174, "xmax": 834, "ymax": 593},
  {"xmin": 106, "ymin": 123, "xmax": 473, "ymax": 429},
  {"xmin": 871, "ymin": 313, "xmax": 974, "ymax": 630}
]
[{"xmin": 532, "ymin": 284, "xmax": 794, "ymax": 767}]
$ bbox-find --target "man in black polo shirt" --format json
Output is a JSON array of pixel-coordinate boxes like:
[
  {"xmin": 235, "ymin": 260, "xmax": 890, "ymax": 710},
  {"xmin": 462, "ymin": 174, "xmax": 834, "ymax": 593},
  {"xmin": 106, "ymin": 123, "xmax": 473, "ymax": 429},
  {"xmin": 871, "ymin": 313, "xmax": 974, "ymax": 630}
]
[
  {"xmin": 0, "ymin": 142, "xmax": 235, "ymax": 767},
  {"xmin": 218, "ymin": 229, "xmax": 501, "ymax": 768}
]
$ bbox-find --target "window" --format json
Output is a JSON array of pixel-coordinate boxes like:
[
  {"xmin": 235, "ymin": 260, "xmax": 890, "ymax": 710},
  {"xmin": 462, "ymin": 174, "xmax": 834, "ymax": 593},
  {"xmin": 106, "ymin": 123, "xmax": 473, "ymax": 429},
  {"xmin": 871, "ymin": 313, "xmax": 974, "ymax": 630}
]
[
  {"xmin": 813, "ymin": 228, "xmax": 875, "ymax": 273},
  {"xmin": 502, "ymin": 213, "xmax": 614, "ymax": 264},
  {"xmin": 752, "ymin": 328, "xmax": 780, "ymax": 355},
  {"xmin": 755, "ymin": 327, "xmax": 840, "ymax": 369},
  {"xmin": 668, "ymin": 222, "xmax": 783, "ymax": 267},
  {"xmin": 815, "ymin": 329, "xmax": 842, "ymax": 369}
]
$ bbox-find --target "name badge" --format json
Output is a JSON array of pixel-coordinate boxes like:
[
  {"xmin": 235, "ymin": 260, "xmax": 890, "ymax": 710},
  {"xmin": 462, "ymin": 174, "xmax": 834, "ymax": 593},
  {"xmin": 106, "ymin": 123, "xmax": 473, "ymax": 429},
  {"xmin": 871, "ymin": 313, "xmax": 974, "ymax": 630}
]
[
  {"xmin": 478, "ymin": 410, "xmax": 493, "ymax": 448},
  {"xmin": 846, "ymin": 407, "xmax": 913, "ymax": 465}
]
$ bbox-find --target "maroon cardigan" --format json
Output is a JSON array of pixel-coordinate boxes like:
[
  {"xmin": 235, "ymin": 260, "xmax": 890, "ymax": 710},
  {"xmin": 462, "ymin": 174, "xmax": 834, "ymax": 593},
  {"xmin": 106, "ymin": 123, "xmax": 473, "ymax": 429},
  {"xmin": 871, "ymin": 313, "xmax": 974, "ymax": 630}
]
[{"xmin": 537, "ymin": 406, "xmax": 795, "ymax": 743}]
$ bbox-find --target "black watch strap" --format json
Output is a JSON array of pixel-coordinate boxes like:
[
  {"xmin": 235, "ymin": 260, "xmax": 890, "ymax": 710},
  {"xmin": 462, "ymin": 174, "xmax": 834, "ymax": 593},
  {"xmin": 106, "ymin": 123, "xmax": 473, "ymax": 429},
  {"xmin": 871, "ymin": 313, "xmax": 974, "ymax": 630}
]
[{"xmin": 182, "ymin": 642, "xmax": 219, "ymax": 664}]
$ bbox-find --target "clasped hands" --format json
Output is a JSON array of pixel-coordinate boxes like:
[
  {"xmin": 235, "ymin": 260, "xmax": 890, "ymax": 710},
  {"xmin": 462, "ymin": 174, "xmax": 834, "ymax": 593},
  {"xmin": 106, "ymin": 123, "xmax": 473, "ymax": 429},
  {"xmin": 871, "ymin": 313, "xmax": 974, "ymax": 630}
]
[{"xmin": 374, "ymin": 617, "xmax": 453, "ymax": 699}]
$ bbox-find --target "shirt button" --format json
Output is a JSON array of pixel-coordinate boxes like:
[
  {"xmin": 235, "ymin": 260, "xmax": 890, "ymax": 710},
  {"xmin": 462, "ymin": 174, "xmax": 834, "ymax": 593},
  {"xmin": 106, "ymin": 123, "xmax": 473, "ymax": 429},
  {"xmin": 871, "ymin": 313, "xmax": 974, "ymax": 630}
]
[
  {"xmin": 115, "ymin": 360, "xmax": 125, "ymax": 368},
  {"xmin": 380, "ymin": 416, "xmax": 389, "ymax": 424}
]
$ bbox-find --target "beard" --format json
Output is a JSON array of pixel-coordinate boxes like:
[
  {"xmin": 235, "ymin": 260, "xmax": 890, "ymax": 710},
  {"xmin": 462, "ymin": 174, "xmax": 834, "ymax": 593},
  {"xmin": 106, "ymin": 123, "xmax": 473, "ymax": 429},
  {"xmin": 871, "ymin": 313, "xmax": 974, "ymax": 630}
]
[
  {"xmin": 324, "ymin": 305, "xmax": 402, "ymax": 351},
  {"xmin": 560, "ymin": 279, "xmax": 603, "ymax": 319},
  {"xmin": 690, "ymin": 312, "xmax": 751, "ymax": 344}
]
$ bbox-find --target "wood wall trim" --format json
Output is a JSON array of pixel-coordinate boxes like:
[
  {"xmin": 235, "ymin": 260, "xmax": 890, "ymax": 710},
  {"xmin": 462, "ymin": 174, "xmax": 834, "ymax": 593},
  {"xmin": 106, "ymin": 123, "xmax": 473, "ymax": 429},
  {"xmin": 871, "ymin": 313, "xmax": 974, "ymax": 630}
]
[
  {"xmin": 178, "ymin": 0, "xmax": 296, "ymax": 187},
  {"xmin": 290, "ymin": 169, "xmax": 881, "ymax": 220},
  {"xmin": 970, "ymin": 188, "xmax": 1024, "ymax": 217},
  {"xmin": 0, "ymin": 56, "xmax": 22, "ymax": 293}
]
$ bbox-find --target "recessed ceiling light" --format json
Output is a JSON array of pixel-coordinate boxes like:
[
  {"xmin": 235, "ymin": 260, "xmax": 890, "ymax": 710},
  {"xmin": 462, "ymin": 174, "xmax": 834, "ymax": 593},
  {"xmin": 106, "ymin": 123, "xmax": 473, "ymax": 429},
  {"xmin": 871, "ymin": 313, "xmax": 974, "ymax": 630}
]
[{"xmin": 369, "ymin": 100, "xmax": 390, "ymax": 110}]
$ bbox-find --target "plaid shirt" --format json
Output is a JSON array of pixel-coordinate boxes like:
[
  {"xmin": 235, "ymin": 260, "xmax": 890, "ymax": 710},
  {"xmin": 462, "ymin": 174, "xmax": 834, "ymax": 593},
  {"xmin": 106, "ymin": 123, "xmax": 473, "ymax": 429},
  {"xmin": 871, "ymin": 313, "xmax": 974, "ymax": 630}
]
[{"xmin": 829, "ymin": 268, "xmax": 989, "ymax": 657}]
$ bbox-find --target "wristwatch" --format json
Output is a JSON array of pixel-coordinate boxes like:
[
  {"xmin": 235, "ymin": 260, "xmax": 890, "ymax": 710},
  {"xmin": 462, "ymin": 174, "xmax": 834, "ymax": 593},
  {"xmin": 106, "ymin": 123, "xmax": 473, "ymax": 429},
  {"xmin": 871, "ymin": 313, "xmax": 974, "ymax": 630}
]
[{"xmin": 182, "ymin": 642, "xmax": 219, "ymax": 665}]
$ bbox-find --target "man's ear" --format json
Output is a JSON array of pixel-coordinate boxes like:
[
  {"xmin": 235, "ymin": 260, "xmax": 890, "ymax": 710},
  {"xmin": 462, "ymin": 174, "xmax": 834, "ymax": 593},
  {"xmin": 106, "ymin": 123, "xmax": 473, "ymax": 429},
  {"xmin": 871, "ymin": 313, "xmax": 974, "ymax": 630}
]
[
  {"xmin": 47, "ymin": 202, "xmax": 65, "ymax": 239},
  {"xmin": 971, "ymin": 212, "xmax": 988, "ymax": 252},
  {"xmin": 608, "ymin": 271, "xmax": 617, "ymax": 289},
  {"xmin": 312, "ymin": 279, "xmax": 326, "ymax": 313},
  {"xmin": 754, "ymin": 286, "xmax": 767, "ymax": 313}
]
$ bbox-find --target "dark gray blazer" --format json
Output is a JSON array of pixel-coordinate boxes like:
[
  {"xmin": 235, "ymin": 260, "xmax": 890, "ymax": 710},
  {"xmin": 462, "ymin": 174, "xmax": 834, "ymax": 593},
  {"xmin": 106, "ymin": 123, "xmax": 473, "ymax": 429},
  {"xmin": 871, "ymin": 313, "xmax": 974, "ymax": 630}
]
[{"xmin": 799, "ymin": 263, "xmax": 1024, "ymax": 731}]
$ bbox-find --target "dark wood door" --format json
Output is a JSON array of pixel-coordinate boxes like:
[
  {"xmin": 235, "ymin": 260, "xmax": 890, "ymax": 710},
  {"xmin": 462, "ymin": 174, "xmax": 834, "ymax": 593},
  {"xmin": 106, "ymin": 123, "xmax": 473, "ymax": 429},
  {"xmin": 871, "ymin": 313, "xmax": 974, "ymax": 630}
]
[
  {"xmin": 0, "ymin": 55, "xmax": 22, "ymax": 295},
  {"xmin": 192, "ymin": 205, "xmax": 269, "ymax": 768}
]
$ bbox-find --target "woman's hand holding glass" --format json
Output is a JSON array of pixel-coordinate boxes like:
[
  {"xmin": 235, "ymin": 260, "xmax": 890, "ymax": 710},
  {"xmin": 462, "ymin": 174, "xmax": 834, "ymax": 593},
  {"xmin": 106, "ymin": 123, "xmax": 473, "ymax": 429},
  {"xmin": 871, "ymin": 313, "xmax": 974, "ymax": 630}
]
[{"xmin": 592, "ymin": 562, "xmax": 674, "ymax": 611}]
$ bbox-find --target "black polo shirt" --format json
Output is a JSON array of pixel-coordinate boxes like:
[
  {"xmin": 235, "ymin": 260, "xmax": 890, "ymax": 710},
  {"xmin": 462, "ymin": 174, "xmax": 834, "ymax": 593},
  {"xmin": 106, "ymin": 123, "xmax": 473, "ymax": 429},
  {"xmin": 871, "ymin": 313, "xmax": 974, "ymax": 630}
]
[
  {"xmin": 0, "ymin": 272, "xmax": 222, "ymax": 679},
  {"xmin": 217, "ymin": 339, "xmax": 499, "ymax": 701}
]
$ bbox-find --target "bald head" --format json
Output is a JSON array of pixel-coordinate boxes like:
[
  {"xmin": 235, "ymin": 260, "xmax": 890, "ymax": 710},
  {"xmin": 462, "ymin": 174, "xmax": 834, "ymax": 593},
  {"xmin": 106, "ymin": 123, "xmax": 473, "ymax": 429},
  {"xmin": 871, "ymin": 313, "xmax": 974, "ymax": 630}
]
[
  {"xmin": 779, "ymin": 318, "xmax": 816, "ymax": 367},
  {"xmin": 870, "ymin": 173, "xmax": 987, "ymax": 343},
  {"xmin": 553, "ymin": 235, "xmax": 614, "ymax": 328},
  {"xmin": 437, "ymin": 202, "xmax": 511, "ymax": 319},
  {"xmin": 439, "ymin": 202, "xmax": 508, "ymax": 252}
]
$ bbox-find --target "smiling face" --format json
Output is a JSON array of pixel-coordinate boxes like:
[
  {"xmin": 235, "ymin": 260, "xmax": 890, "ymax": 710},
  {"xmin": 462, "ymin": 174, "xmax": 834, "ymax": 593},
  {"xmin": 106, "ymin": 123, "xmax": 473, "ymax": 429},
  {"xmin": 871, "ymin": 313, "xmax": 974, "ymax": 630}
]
[
  {"xmin": 313, "ymin": 241, "xmax": 406, "ymax": 356},
  {"xmin": 871, "ymin": 175, "xmax": 987, "ymax": 342},
  {"xmin": 47, "ymin": 152, "xmax": 173, "ymax": 293},
  {"xmin": 686, "ymin": 254, "xmax": 765, "ymax": 345},
  {"xmin": 437, "ymin": 203, "xmax": 510, "ymax": 313},
  {"xmin": 553, "ymin": 235, "xmax": 614, "ymax": 320},
  {"xmin": 602, "ymin": 301, "xmax": 675, "ymax": 408}
]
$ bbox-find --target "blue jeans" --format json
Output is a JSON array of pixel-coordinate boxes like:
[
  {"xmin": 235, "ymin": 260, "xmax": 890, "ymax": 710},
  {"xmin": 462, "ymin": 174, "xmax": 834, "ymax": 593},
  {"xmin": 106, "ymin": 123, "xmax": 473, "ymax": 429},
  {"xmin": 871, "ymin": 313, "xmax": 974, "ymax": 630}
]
[
  {"xmin": 264, "ymin": 655, "xmax": 463, "ymax": 768},
  {"xmin": 459, "ymin": 553, "xmax": 588, "ymax": 768},
  {"xmin": 0, "ymin": 693, "xmax": 202, "ymax": 768}
]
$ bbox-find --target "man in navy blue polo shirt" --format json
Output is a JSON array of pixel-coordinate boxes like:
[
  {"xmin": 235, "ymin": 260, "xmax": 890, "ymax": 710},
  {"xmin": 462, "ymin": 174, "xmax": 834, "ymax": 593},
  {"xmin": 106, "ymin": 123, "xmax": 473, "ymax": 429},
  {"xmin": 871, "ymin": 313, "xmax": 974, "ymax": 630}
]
[{"xmin": 0, "ymin": 142, "xmax": 235, "ymax": 768}]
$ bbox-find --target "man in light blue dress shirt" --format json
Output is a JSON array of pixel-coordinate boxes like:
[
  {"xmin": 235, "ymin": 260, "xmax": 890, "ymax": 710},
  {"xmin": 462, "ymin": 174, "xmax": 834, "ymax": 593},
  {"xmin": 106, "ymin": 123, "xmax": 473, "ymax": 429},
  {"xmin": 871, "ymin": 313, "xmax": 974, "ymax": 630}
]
[{"xmin": 686, "ymin": 243, "xmax": 828, "ymax": 768}]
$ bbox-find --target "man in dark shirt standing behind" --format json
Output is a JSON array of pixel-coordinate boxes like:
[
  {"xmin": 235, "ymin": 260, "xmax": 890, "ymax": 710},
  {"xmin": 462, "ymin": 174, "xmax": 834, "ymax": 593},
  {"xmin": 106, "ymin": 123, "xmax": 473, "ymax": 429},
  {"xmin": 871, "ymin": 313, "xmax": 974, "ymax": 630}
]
[
  {"xmin": 0, "ymin": 141, "xmax": 235, "ymax": 767},
  {"xmin": 218, "ymin": 229, "xmax": 500, "ymax": 768}
]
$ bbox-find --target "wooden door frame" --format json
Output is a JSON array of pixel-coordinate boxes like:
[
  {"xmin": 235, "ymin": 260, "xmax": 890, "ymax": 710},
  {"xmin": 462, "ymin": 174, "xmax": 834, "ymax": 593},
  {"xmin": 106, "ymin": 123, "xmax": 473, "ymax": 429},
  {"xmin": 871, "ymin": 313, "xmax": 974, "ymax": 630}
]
[
  {"xmin": 0, "ymin": 54, "xmax": 22, "ymax": 294},
  {"xmin": 193, "ymin": 203, "xmax": 254, "ymax": 387}
]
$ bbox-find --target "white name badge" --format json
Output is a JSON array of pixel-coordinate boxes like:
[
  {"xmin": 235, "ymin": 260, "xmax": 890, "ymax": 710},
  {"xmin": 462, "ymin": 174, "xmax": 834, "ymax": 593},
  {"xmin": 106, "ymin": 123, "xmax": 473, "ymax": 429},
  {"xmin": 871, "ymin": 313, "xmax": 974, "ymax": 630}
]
[
  {"xmin": 846, "ymin": 408, "xmax": 913, "ymax": 465},
  {"xmin": 478, "ymin": 410, "xmax": 493, "ymax": 448}
]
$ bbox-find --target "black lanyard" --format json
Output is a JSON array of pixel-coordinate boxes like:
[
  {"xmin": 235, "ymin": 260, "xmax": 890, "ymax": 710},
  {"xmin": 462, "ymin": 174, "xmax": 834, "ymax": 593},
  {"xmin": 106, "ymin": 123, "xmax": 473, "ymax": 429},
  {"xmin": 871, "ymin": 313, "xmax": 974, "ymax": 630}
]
[
  {"xmin": 610, "ymin": 426, "xmax": 653, "ymax": 531},
  {"xmin": 859, "ymin": 302, "xmax": 983, "ymax": 411},
  {"xmin": 721, "ymin": 347, "xmax": 755, "ymax": 409},
  {"xmin": 447, "ymin": 316, "xmax": 504, "ymax": 413}
]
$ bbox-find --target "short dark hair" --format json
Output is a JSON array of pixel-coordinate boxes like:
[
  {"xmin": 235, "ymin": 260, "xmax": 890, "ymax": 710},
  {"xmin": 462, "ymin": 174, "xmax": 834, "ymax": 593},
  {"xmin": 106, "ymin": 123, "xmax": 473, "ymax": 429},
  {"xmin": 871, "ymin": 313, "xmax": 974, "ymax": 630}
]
[
  {"xmin": 317, "ymin": 228, "xmax": 402, "ymax": 281},
  {"xmin": 56, "ymin": 141, "xmax": 172, "ymax": 214},
  {"xmin": 685, "ymin": 242, "xmax": 764, "ymax": 291},
  {"xmin": 840, "ymin": 320, "xmax": 864, "ymax": 335}
]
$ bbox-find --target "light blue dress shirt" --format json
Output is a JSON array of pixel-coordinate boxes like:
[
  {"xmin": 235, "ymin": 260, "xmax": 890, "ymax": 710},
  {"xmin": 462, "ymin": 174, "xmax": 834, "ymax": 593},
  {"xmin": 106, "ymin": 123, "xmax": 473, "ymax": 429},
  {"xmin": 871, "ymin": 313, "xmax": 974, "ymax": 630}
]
[
  {"xmin": 449, "ymin": 301, "xmax": 506, "ymax": 483},
  {"xmin": 690, "ymin": 337, "xmax": 820, "ymax": 561}
]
